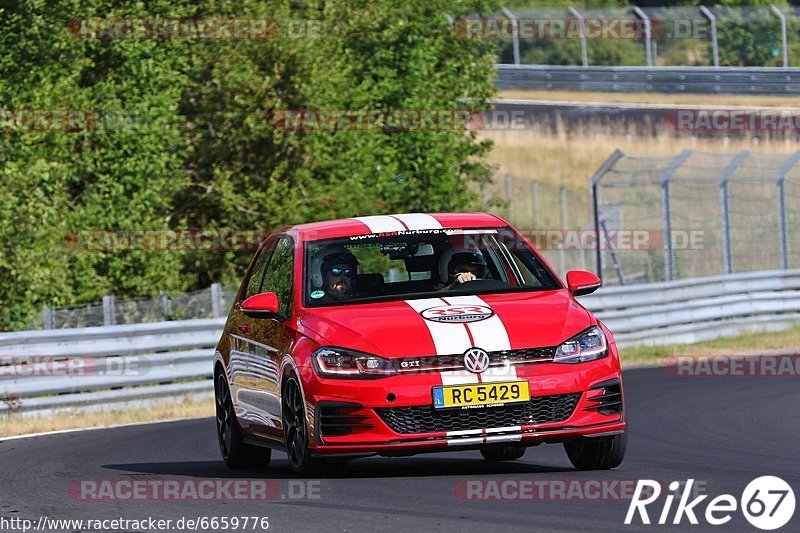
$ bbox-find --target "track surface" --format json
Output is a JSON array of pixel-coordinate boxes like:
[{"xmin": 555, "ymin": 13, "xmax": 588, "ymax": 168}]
[{"xmin": 1, "ymin": 366, "xmax": 798, "ymax": 532}]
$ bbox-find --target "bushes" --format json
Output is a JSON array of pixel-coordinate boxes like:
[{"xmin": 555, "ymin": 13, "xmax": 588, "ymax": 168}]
[{"xmin": 0, "ymin": 0, "xmax": 498, "ymax": 330}]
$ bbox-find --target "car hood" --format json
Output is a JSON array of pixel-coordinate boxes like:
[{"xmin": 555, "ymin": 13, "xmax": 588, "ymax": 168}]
[{"xmin": 297, "ymin": 290, "xmax": 594, "ymax": 357}]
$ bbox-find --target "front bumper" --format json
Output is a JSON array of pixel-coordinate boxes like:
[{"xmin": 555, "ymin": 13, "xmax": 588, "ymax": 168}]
[{"xmin": 302, "ymin": 353, "xmax": 625, "ymax": 456}]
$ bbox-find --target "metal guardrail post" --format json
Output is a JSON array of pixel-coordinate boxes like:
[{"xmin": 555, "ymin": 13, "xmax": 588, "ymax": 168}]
[
  {"xmin": 719, "ymin": 151, "xmax": 750, "ymax": 275},
  {"xmin": 102, "ymin": 295, "xmax": 116, "ymax": 326},
  {"xmin": 211, "ymin": 283, "xmax": 223, "ymax": 318},
  {"xmin": 699, "ymin": 6, "xmax": 720, "ymax": 68},
  {"xmin": 776, "ymin": 151, "xmax": 800, "ymax": 269},
  {"xmin": 500, "ymin": 7, "xmax": 521, "ymax": 65},
  {"xmin": 633, "ymin": 7, "xmax": 653, "ymax": 67},
  {"xmin": 567, "ymin": 7, "xmax": 589, "ymax": 67},
  {"xmin": 770, "ymin": 4, "xmax": 789, "ymax": 68},
  {"xmin": 659, "ymin": 150, "xmax": 693, "ymax": 281}
]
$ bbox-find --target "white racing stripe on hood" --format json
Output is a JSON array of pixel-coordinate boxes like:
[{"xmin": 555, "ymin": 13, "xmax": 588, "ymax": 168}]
[
  {"xmin": 353, "ymin": 215, "xmax": 406, "ymax": 233},
  {"xmin": 390, "ymin": 213, "xmax": 442, "ymax": 230},
  {"xmin": 403, "ymin": 298, "xmax": 472, "ymax": 356},
  {"xmin": 440, "ymin": 295, "xmax": 512, "ymax": 352}
]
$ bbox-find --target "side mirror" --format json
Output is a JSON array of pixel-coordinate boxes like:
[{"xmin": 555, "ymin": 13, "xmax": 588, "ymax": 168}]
[
  {"xmin": 241, "ymin": 292, "xmax": 286, "ymax": 321},
  {"xmin": 566, "ymin": 270, "xmax": 602, "ymax": 297}
]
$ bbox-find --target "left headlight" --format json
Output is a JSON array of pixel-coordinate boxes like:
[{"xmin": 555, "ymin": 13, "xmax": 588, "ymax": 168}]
[
  {"xmin": 553, "ymin": 326, "xmax": 608, "ymax": 364},
  {"xmin": 312, "ymin": 347, "xmax": 398, "ymax": 379}
]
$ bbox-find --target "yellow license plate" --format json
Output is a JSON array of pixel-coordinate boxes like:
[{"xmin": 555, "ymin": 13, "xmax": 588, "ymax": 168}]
[{"xmin": 432, "ymin": 381, "xmax": 530, "ymax": 410}]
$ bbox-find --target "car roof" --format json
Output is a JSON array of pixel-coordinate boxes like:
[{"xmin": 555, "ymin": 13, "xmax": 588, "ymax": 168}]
[{"xmin": 287, "ymin": 212, "xmax": 508, "ymax": 242}]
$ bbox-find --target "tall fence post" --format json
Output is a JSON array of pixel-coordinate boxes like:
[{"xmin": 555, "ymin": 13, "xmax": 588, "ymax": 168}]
[
  {"xmin": 102, "ymin": 295, "xmax": 116, "ymax": 326},
  {"xmin": 776, "ymin": 151, "xmax": 800, "ymax": 269},
  {"xmin": 211, "ymin": 283, "xmax": 223, "ymax": 318},
  {"xmin": 719, "ymin": 151, "xmax": 750, "ymax": 275},
  {"xmin": 659, "ymin": 150, "xmax": 693, "ymax": 281},
  {"xmin": 43, "ymin": 304, "xmax": 55, "ymax": 330},
  {"xmin": 560, "ymin": 187, "xmax": 568, "ymax": 275},
  {"xmin": 531, "ymin": 180, "xmax": 540, "ymax": 226},
  {"xmin": 590, "ymin": 149, "xmax": 625, "ymax": 279},
  {"xmin": 699, "ymin": 6, "xmax": 719, "ymax": 68},
  {"xmin": 500, "ymin": 7, "xmax": 521, "ymax": 65},
  {"xmin": 506, "ymin": 174, "xmax": 514, "ymax": 221},
  {"xmin": 770, "ymin": 4, "xmax": 789, "ymax": 68},
  {"xmin": 568, "ymin": 7, "xmax": 589, "ymax": 67},
  {"xmin": 633, "ymin": 7, "xmax": 653, "ymax": 67}
]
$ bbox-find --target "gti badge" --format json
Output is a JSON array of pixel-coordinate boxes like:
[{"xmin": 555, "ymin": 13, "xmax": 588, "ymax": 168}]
[{"xmin": 463, "ymin": 347, "xmax": 490, "ymax": 374}]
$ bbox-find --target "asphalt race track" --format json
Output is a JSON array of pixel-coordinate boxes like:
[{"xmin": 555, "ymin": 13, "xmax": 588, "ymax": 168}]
[{"xmin": 1, "ymin": 365, "xmax": 798, "ymax": 533}]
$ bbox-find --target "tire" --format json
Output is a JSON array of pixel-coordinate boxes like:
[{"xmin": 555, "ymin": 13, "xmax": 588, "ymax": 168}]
[
  {"xmin": 564, "ymin": 433, "xmax": 627, "ymax": 470},
  {"xmin": 282, "ymin": 377, "xmax": 327, "ymax": 476},
  {"xmin": 480, "ymin": 446, "xmax": 526, "ymax": 462},
  {"xmin": 215, "ymin": 373, "xmax": 271, "ymax": 469}
]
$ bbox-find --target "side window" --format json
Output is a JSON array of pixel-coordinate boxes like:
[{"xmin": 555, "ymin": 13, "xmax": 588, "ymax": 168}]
[
  {"xmin": 244, "ymin": 243, "xmax": 275, "ymax": 300},
  {"xmin": 261, "ymin": 237, "xmax": 294, "ymax": 315}
]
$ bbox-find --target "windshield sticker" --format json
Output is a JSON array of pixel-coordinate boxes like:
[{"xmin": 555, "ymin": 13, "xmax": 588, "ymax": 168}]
[
  {"xmin": 349, "ymin": 229, "xmax": 445, "ymax": 240},
  {"xmin": 310, "ymin": 290, "xmax": 326, "ymax": 299}
]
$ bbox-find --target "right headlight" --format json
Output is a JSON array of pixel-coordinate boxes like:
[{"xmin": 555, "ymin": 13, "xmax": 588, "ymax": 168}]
[{"xmin": 553, "ymin": 326, "xmax": 608, "ymax": 364}]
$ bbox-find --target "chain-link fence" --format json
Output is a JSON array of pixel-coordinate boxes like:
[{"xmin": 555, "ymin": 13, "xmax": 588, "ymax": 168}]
[
  {"xmin": 28, "ymin": 285, "xmax": 238, "ymax": 330},
  {"xmin": 484, "ymin": 173, "xmax": 594, "ymax": 280},
  {"xmin": 591, "ymin": 149, "xmax": 800, "ymax": 285}
]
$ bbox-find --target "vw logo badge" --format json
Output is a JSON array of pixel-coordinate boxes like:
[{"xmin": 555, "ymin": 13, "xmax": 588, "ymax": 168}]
[{"xmin": 463, "ymin": 348, "xmax": 490, "ymax": 374}]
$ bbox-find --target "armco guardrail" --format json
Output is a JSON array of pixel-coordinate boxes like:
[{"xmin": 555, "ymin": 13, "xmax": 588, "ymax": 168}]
[
  {"xmin": 0, "ymin": 318, "xmax": 224, "ymax": 415},
  {"xmin": 581, "ymin": 269, "xmax": 800, "ymax": 346},
  {"xmin": 496, "ymin": 65, "xmax": 800, "ymax": 94},
  {"xmin": 1, "ymin": 270, "xmax": 798, "ymax": 415}
]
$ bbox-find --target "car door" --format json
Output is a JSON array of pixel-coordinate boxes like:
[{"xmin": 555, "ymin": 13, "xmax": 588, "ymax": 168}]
[{"xmin": 229, "ymin": 235, "xmax": 295, "ymax": 441}]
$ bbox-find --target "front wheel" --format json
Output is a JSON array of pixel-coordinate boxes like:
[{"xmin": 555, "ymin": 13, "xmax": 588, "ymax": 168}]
[
  {"xmin": 282, "ymin": 377, "xmax": 326, "ymax": 476},
  {"xmin": 480, "ymin": 446, "xmax": 526, "ymax": 462},
  {"xmin": 564, "ymin": 433, "xmax": 627, "ymax": 470},
  {"xmin": 215, "ymin": 373, "xmax": 271, "ymax": 469}
]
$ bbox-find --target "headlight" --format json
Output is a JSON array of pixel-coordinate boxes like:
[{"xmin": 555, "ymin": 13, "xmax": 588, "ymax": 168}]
[
  {"xmin": 312, "ymin": 347, "xmax": 397, "ymax": 378},
  {"xmin": 553, "ymin": 326, "xmax": 608, "ymax": 364}
]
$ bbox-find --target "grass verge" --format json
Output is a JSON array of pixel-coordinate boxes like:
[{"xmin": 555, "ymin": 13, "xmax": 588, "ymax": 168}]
[
  {"xmin": 620, "ymin": 325, "xmax": 800, "ymax": 367},
  {"xmin": 498, "ymin": 89, "xmax": 800, "ymax": 108},
  {"xmin": 0, "ymin": 395, "xmax": 214, "ymax": 438}
]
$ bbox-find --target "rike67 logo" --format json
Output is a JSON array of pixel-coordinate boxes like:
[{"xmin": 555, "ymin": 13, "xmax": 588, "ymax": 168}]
[{"xmin": 626, "ymin": 477, "xmax": 795, "ymax": 530}]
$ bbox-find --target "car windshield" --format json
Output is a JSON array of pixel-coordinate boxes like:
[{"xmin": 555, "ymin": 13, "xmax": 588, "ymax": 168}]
[{"xmin": 303, "ymin": 226, "xmax": 561, "ymax": 307}]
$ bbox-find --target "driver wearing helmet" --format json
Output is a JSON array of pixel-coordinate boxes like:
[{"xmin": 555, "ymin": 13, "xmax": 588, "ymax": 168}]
[
  {"xmin": 439, "ymin": 246, "xmax": 487, "ymax": 291},
  {"xmin": 309, "ymin": 246, "xmax": 359, "ymax": 302}
]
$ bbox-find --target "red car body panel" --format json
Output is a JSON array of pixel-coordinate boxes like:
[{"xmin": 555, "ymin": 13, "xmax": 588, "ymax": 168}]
[{"xmin": 214, "ymin": 213, "xmax": 625, "ymax": 457}]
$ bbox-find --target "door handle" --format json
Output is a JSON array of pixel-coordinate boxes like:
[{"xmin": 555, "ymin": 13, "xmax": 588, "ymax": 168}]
[{"xmin": 238, "ymin": 324, "xmax": 250, "ymax": 334}]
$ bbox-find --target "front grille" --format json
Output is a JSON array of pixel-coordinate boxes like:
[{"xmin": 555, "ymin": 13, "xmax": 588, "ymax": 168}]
[
  {"xmin": 376, "ymin": 393, "xmax": 580, "ymax": 434},
  {"xmin": 396, "ymin": 347, "xmax": 555, "ymax": 373}
]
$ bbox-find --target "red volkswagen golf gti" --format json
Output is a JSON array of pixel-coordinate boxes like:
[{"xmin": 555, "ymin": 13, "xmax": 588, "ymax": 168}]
[{"xmin": 214, "ymin": 213, "xmax": 626, "ymax": 475}]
